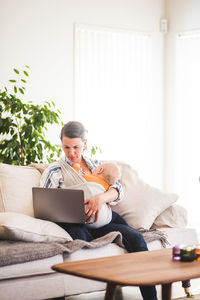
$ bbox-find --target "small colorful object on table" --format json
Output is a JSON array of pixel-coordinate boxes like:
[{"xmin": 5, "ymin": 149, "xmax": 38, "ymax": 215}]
[
  {"xmin": 172, "ymin": 245, "xmax": 200, "ymax": 262},
  {"xmin": 180, "ymin": 246, "xmax": 195, "ymax": 262},
  {"xmin": 194, "ymin": 245, "xmax": 200, "ymax": 261},
  {"xmin": 172, "ymin": 245, "xmax": 181, "ymax": 261}
]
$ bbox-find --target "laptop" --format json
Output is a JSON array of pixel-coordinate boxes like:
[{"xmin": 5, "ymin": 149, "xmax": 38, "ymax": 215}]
[{"xmin": 32, "ymin": 187, "xmax": 86, "ymax": 223}]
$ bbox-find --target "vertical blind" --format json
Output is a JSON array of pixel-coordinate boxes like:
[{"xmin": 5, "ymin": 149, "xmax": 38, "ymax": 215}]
[
  {"xmin": 74, "ymin": 24, "xmax": 162, "ymax": 186},
  {"xmin": 175, "ymin": 31, "xmax": 200, "ymax": 225}
]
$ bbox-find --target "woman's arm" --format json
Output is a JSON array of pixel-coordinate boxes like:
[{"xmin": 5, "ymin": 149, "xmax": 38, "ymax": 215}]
[
  {"xmin": 82, "ymin": 156, "xmax": 124, "ymax": 222},
  {"xmin": 84, "ymin": 156, "xmax": 123, "ymax": 203},
  {"xmin": 108, "ymin": 181, "xmax": 123, "ymax": 204},
  {"xmin": 84, "ymin": 187, "xmax": 119, "ymax": 222}
]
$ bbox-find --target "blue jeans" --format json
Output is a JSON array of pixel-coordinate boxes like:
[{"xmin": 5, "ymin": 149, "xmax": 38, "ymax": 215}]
[{"xmin": 57, "ymin": 211, "xmax": 157, "ymax": 300}]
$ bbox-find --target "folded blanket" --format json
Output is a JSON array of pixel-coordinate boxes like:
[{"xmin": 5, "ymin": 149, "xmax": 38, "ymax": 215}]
[
  {"xmin": 0, "ymin": 232, "xmax": 123, "ymax": 267},
  {"xmin": 140, "ymin": 228, "xmax": 169, "ymax": 248},
  {"xmin": 0, "ymin": 229, "xmax": 169, "ymax": 267}
]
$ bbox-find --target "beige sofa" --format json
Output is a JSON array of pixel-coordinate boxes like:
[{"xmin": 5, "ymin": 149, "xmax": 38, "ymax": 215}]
[{"xmin": 0, "ymin": 161, "xmax": 199, "ymax": 300}]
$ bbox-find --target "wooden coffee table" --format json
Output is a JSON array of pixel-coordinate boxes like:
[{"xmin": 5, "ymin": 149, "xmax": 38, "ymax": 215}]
[{"xmin": 52, "ymin": 248, "xmax": 200, "ymax": 300}]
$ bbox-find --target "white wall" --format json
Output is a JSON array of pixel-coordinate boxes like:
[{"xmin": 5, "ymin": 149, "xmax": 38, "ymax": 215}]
[
  {"xmin": 164, "ymin": 0, "xmax": 200, "ymax": 192},
  {"xmin": 0, "ymin": 0, "xmax": 165, "ymax": 186}
]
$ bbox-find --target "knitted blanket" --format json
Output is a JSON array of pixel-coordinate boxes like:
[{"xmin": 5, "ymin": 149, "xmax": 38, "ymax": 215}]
[{"xmin": 0, "ymin": 229, "xmax": 169, "ymax": 267}]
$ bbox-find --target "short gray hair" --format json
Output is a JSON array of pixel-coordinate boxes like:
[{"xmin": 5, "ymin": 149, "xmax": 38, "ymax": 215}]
[{"xmin": 60, "ymin": 121, "xmax": 86, "ymax": 141}]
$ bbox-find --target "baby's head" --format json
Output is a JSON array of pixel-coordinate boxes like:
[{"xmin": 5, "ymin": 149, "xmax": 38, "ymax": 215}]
[{"xmin": 93, "ymin": 162, "xmax": 121, "ymax": 186}]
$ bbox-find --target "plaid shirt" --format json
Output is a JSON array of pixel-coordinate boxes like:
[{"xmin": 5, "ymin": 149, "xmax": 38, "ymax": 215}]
[{"xmin": 40, "ymin": 155, "xmax": 123, "ymax": 205}]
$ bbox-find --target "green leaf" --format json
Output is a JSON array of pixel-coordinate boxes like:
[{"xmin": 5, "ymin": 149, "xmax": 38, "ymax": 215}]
[
  {"xmin": 9, "ymin": 80, "xmax": 16, "ymax": 83},
  {"xmin": 14, "ymin": 86, "xmax": 17, "ymax": 93},
  {"xmin": 25, "ymin": 65, "xmax": 30, "ymax": 68},
  {"xmin": 21, "ymin": 79, "xmax": 27, "ymax": 83},
  {"xmin": 1, "ymin": 91, "xmax": 6, "ymax": 98},
  {"xmin": 19, "ymin": 88, "xmax": 24, "ymax": 94},
  {"xmin": 45, "ymin": 101, "xmax": 51, "ymax": 108},
  {"xmin": 16, "ymin": 113, "xmax": 22, "ymax": 118},
  {"xmin": 13, "ymin": 68, "xmax": 20, "ymax": 74},
  {"xmin": 23, "ymin": 71, "xmax": 29, "ymax": 77}
]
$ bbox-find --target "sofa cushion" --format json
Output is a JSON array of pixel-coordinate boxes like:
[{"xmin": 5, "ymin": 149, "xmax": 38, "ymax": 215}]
[
  {"xmin": 152, "ymin": 204, "xmax": 187, "ymax": 229},
  {"xmin": 0, "ymin": 212, "xmax": 72, "ymax": 242},
  {"xmin": 0, "ymin": 254, "xmax": 63, "ymax": 280},
  {"xmin": 0, "ymin": 163, "xmax": 41, "ymax": 216},
  {"xmin": 112, "ymin": 161, "xmax": 178, "ymax": 230}
]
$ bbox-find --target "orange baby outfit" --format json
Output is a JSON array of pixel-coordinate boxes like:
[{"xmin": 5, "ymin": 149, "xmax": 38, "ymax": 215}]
[{"xmin": 72, "ymin": 164, "xmax": 109, "ymax": 191}]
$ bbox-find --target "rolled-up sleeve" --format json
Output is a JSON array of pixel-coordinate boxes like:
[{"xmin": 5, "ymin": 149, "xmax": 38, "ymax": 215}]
[{"xmin": 108, "ymin": 181, "xmax": 123, "ymax": 205}]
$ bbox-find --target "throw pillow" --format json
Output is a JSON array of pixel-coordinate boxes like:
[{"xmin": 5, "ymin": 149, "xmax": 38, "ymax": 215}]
[
  {"xmin": 0, "ymin": 212, "xmax": 72, "ymax": 242},
  {"xmin": 28, "ymin": 163, "xmax": 49, "ymax": 174},
  {"xmin": 112, "ymin": 161, "xmax": 178, "ymax": 230},
  {"xmin": 152, "ymin": 204, "xmax": 187, "ymax": 229},
  {"xmin": 0, "ymin": 163, "xmax": 41, "ymax": 216}
]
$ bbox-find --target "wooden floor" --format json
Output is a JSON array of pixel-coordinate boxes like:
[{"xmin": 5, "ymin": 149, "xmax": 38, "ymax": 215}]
[
  {"xmin": 64, "ymin": 290, "xmax": 200, "ymax": 300},
  {"xmin": 175, "ymin": 296, "xmax": 200, "ymax": 300},
  {"xmin": 65, "ymin": 288, "xmax": 123, "ymax": 300}
]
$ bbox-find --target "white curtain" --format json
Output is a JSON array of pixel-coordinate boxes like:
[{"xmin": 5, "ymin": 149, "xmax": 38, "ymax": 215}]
[
  {"xmin": 175, "ymin": 31, "xmax": 200, "ymax": 225},
  {"xmin": 74, "ymin": 24, "xmax": 162, "ymax": 187}
]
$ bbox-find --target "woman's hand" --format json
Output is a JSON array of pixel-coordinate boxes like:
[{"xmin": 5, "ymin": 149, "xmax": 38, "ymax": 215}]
[
  {"xmin": 84, "ymin": 194, "xmax": 104, "ymax": 222},
  {"xmin": 84, "ymin": 187, "xmax": 119, "ymax": 223}
]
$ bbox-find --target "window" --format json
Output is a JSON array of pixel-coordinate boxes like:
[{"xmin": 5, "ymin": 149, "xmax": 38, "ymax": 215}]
[
  {"xmin": 175, "ymin": 31, "xmax": 200, "ymax": 225},
  {"xmin": 74, "ymin": 24, "xmax": 162, "ymax": 186}
]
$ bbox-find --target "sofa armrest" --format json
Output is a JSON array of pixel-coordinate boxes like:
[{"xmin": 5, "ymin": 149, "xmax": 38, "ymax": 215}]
[{"xmin": 151, "ymin": 204, "xmax": 187, "ymax": 229}]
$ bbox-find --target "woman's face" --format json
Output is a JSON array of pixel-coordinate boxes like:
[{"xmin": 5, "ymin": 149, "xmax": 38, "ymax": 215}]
[{"xmin": 62, "ymin": 136, "xmax": 87, "ymax": 163}]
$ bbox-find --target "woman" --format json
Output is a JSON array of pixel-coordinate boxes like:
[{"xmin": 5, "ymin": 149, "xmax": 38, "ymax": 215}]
[{"xmin": 40, "ymin": 121, "xmax": 158, "ymax": 300}]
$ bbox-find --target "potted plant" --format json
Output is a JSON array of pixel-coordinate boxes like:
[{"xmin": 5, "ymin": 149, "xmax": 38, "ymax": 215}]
[{"xmin": 0, "ymin": 66, "xmax": 63, "ymax": 165}]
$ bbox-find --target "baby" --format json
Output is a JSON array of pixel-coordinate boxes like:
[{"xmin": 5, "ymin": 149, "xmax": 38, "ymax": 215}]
[
  {"xmin": 72, "ymin": 162, "xmax": 121, "ymax": 190},
  {"xmin": 72, "ymin": 162, "xmax": 121, "ymax": 228}
]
